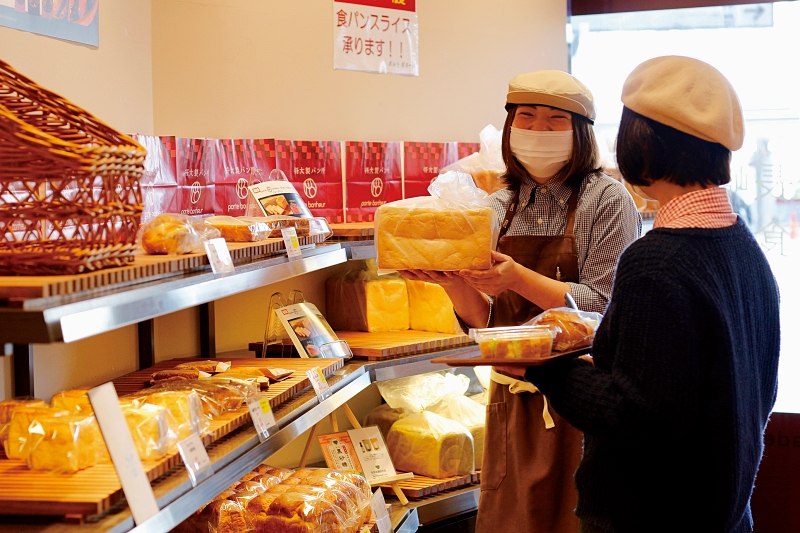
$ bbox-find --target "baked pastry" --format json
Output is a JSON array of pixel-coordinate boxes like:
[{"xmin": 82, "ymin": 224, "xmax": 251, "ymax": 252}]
[
  {"xmin": 119, "ymin": 399, "xmax": 175, "ymax": 460},
  {"xmin": 149, "ymin": 369, "xmax": 202, "ymax": 385},
  {"xmin": 26, "ymin": 412, "xmax": 104, "ymax": 473},
  {"xmin": 204, "ymin": 215, "xmax": 270, "ymax": 242},
  {"xmin": 175, "ymin": 496, "xmax": 249, "ymax": 533},
  {"xmin": 50, "ymin": 388, "xmax": 93, "ymax": 414},
  {"xmin": 375, "ymin": 201, "xmax": 494, "ymax": 271},
  {"xmin": 174, "ymin": 360, "xmax": 228, "ymax": 373},
  {"xmin": 5, "ymin": 406, "xmax": 71, "ymax": 460},
  {"xmin": 140, "ymin": 214, "xmax": 196, "ymax": 255},
  {"xmin": 531, "ymin": 308, "xmax": 598, "ymax": 351},
  {"xmin": 0, "ymin": 398, "xmax": 47, "ymax": 424},
  {"xmin": 477, "ymin": 330, "xmax": 554, "ymax": 359},
  {"xmin": 386, "ymin": 411, "xmax": 475, "ymax": 478},
  {"xmin": 142, "ymin": 389, "xmax": 207, "ymax": 439}
]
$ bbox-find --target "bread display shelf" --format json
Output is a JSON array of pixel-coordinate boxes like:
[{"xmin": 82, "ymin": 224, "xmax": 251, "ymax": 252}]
[
  {"xmin": 380, "ymin": 472, "xmax": 480, "ymax": 500},
  {"xmin": 0, "ymin": 357, "xmax": 343, "ymax": 520},
  {"xmin": 336, "ymin": 330, "xmax": 474, "ymax": 361}
]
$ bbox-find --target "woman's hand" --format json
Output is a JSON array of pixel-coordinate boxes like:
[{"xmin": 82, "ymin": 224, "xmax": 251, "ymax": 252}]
[{"xmin": 458, "ymin": 250, "xmax": 520, "ymax": 296}]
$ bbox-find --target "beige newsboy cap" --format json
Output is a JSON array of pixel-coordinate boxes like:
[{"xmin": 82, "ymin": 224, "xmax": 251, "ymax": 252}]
[
  {"xmin": 621, "ymin": 55, "xmax": 744, "ymax": 151},
  {"xmin": 506, "ymin": 70, "xmax": 595, "ymax": 122}
]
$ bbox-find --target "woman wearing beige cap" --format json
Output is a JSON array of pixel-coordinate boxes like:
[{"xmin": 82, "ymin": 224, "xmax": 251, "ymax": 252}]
[
  {"xmin": 523, "ymin": 56, "xmax": 781, "ymax": 532},
  {"xmin": 401, "ymin": 70, "xmax": 641, "ymax": 532}
]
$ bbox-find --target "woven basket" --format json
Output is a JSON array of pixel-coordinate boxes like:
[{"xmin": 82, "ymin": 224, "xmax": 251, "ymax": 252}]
[{"xmin": 0, "ymin": 59, "xmax": 146, "ymax": 275}]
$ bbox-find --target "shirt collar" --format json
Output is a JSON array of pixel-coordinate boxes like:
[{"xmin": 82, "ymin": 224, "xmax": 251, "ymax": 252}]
[
  {"xmin": 653, "ymin": 187, "xmax": 737, "ymax": 229},
  {"xmin": 520, "ymin": 178, "xmax": 572, "ymax": 210}
]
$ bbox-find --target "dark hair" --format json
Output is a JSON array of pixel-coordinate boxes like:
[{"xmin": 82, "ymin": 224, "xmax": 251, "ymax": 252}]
[
  {"xmin": 615, "ymin": 107, "xmax": 732, "ymax": 187},
  {"xmin": 500, "ymin": 104, "xmax": 603, "ymax": 191}
]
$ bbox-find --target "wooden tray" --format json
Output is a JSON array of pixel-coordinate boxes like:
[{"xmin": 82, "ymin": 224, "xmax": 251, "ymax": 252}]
[
  {"xmin": 0, "ymin": 357, "xmax": 343, "ymax": 519},
  {"xmin": 328, "ymin": 222, "xmax": 374, "ymax": 241},
  {"xmin": 379, "ymin": 472, "xmax": 480, "ymax": 500},
  {"xmin": 0, "ymin": 234, "xmax": 328, "ymax": 299},
  {"xmin": 336, "ymin": 330, "xmax": 473, "ymax": 361}
]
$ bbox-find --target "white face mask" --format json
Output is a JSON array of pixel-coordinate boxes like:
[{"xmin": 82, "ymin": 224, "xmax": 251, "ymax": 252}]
[{"xmin": 510, "ymin": 127, "xmax": 573, "ymax": 178}]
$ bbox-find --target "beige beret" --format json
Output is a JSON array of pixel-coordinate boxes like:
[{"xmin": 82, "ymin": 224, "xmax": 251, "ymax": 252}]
[
  {"xmin": 621, "ymin": 55, "xmax": 744, "ymax": 151},
  {"xmin": 507, "ymin": 70, "xmax": 595, "ymax": 122}
]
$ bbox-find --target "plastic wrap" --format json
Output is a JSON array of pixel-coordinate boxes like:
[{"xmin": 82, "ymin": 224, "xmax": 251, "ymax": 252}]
[
  {"xmin": 362, "ymin": 403, "xmax": 408, "ymax": 439},
  {"xmin": 118, "ymin": 399, "xmax": 176, "ymax": 461},
  {"xmin": 137, "ymin": 389, "xmax": 209, "ymax": 439},
  {"xmin": 50, "ymin": 388, "xmax": 93, "ymax": 414},
  {"xmin": 525, "ymin": 306, "xmax": 602, "ymax": 351},
  {"xmin": 203, "ymin": 215, "xmax": 272, "ymax": 242},
  {"xmin": 441, "ymin": 124, "xmax": 506, "ymax": 194},
  {"xmin": 4, "ymin": 406, "xmax": 70, "ymax": 460},
  {"xmin": 470, "ymin": 325, "xmax": 555, "ymax": 359},
  {"xmin": 137, "ymin": 213, "xmax": 221, "ymax": 255},
  {"xmin": 25, "ymin": 411, "xmax": 104, "ymax": 473},
  {"xmin": 375, "ymin": 171, "xmax": 498, "ymax": 271},
  {"xmin": 239, "ymin": 215, "xmax": 333, "ymax": 240},
  {"xmin": 428, "ymin": 393, "xmax": 487, "ymax": 468}
]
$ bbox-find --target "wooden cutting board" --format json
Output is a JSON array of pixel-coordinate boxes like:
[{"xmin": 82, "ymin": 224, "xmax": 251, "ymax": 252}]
[
  {"xmin": 379, "ymin": 472, "xmax": 480, "ymax": 500},
  {"xmin": 336, "ymin": 330, "xmax": 473, "ymax": 360},
  {"xmin": 0, "ymin": 357, "xmax": 343, "ymax": 519}
]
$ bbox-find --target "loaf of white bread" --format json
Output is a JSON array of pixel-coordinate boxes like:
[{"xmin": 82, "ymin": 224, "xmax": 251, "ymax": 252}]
[
  {"xmin": 386, "ymin": 411, "xmax": 474, "ymax": 478},
  {"xmin": 375, "ymin": 199, "xmax": 494, "ymax": 271},
  {"xmin": 326, "ymin": 260, "xmax": 461, "ymax": 334}
]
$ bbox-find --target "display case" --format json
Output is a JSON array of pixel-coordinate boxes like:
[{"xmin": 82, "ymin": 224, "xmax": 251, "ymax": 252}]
[{"xmin": 0, "ymin": 236, "xmax": 482, "ymax": 532}]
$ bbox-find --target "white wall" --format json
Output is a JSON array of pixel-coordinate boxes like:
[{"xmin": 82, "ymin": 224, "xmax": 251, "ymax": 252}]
[{"xmin": 0, "ymin": 0, "xmax": 567, "ymax": 401}]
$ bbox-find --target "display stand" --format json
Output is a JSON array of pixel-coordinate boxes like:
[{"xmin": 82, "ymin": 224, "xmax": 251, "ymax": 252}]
[{"xmin": 299, "ymin": 402, "xmax": 413, "ymax": 505}]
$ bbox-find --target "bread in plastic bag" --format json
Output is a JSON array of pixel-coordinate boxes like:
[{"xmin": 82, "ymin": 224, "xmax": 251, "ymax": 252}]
[
  {"xmin": 526, "ymin": 306, "xmax": 602, "ymax": 352},
  {"xmin": 442, "ymin": 124, "xmax": 506, "ymax": 194},
  {"xmin": 375, "ymin": 171, "xmax": 498, "ymax": 271},
  {"xmin": 138, "ymin": 213, "xmax": 221, "ymax": 255}
]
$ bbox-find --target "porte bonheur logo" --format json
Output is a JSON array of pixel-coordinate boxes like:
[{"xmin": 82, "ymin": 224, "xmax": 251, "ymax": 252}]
[
  {"xmin": 190, "ymin": 181, "xmax": 202, "ymax": 204},
  {"xmin": 236, "ymin": 177, "xmax": 249, "ymax": 200},
  {"xmin": 303, "ymin": 178, "xmax": 318, "ymax": 199},
  {"xmin": 370, "ymin": 178, "xmax": 383, "ymax": 198}
]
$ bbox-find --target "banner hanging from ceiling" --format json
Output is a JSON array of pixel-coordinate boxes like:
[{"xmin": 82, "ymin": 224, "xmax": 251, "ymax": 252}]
[{"xmin": 333, "ymin": 0, "xmax": 418, "ymax": 76}]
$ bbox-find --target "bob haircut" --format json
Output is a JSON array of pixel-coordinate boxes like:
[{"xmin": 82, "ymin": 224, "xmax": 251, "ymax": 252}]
[
  {"xmin": 499, "ymin": 104, "xmax": 603, "ymax": 191},
  {"xmin": 616, "ymin": 107, "xmax": 732, "ymax": 187}
]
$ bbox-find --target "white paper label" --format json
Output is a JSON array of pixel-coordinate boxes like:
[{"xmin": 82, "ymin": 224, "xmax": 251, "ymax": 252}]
[
  {"xmin": 203, "ymin": 237, "xmax": 234, "ymax": 274},
  {"xmin": 177, "ymin": 433, "xmax": 214, "ymax": 487},
  {"xmin": 247, "ymin": 394, "xmax": 277, "ymax": 442},
  {"xmin": 370, "ymin": 489, "xmax": 392, "ymax": 533},
  {"xmin": 348, "ymin": 426, "xmax": 397, "ymax": 484},
  {"xmin": 306, "ymin": 367, "xmax": 332, "ymax": 401},
  {"xmin": 281, "ymin": 227, "xmax": 302, "ymax": 259},
  {"xmin": 88, "ymin": 383, "xmax": 159, "ymax": 525}
]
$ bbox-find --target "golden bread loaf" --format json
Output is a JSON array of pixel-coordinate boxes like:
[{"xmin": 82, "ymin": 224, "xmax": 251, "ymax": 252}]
[{"xmin": 375, "ymin": 203, "xmax": 494, "ymax": 270}]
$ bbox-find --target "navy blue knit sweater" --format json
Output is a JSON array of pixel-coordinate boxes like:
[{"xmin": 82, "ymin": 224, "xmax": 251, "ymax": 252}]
[{"xmin": 526, "ymin": 219, "xmax": 780, "ymax": 533}]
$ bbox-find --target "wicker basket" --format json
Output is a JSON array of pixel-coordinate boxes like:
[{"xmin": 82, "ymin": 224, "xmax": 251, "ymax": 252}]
[{"xmin": 0, "ymin": 59, "xmax": 146, "ymax": 275}]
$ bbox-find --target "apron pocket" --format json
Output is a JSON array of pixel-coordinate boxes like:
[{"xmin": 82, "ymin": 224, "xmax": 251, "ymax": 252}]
[{"xmin": 481, "ymin": 400, "xmax": 507, "ymax": 490}]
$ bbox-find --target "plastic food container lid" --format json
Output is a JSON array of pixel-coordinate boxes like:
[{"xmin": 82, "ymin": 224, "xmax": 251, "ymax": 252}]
[{"xmin": 469, "ymin": 325, "xmax": 554, "ymax": 343}]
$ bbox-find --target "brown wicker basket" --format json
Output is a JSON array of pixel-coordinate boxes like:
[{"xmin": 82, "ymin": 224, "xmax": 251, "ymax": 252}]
[{"xmin": 0, "ymin": 59, "xmax": 146, "ymax": 275}]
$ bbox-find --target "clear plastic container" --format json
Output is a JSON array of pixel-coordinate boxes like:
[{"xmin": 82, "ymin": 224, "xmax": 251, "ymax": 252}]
[{"xmin": 469, "ymin": 325, "xmax": 554, "ymax": 359}]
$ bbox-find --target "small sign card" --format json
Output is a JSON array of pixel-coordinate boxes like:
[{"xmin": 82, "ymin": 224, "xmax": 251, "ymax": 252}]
[
  {"xmin": 203, "ymin": 237, "xmax": 234, "ymax": 274},
  {"xmin": 247, "ymin": 393, "xmax": 278, "ymax": 442},
  {"xmin": 275, "ymin": 302, "xmax": 341, "ymax": 358},
  {"xmin": 306, "ymin": 366, "xmax": 332, "ymax": 402},
  {"xmin": 177, "ymin": 433, "xmax": 214, "ymax": 487},
  {"xmin": 280, "ymin": 227, "xmax": 302, "ymax": 259},
  {"xmin": 371, "ymin": 489, "xmax": 392, "ymax": 533},
  {"xmin": 318, "ymin": 426, "xmax": 398, "ymax": 485},
  {"xmin": 318, "ymin": 431, "xmax": 360, "ymax": 471}
]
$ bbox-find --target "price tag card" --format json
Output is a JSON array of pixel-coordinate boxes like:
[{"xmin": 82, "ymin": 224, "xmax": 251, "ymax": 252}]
[
  {"xmin": 371, "ymin": 489, "xmax": 392, "ymax": 533},
  {"xmin": 89, "ymin": 383, "xmax": 159, "ymax": 525},
  {"xmin": 280, "ymin": 227, "xmax": 302, "ymax": 259},
  {"xmin": 247, "ymin": 393, "xmax": 277, "ymax": 442},
  {"xmin": 177, "ymin": 433, "xmax": 214, "ymax": 487},
  {"xmin": 306, "ymin": 367, "xmax": 332, "ymax": 401},
  {"xmin": 203, "ymin": 237, "xmax": 235, "ymax": 274}
]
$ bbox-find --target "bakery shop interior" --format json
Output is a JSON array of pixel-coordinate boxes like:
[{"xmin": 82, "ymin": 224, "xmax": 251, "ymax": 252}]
[{"xmin": 0, "ymin": 1, "xmax": 797, "ymax": 532}]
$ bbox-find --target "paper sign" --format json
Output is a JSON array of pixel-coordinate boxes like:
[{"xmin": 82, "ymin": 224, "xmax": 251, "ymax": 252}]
[
  {"xmin": 318, "ymin": 431, "xmax": 360, "ymax": 471},
  {"xmin": 371, "ymin": 489, "xmax": 392, "ymax": 533},
  {"xmin": 247, "ymin": 393, "xmax": 277, "ymax": 442},
  {"xmin": 88, "ymin": 383, "xmax": 159, "ymax": 525},
  {"xmin": 280, "ymin": 227, "xmax": 302, "ymax": 259},
  {"xmin": 177, "ymin": 434, "xmax": 214, "ymax": 487},
  {"xmin": 247, "ymin": 180, "xmax": 313, "ymax": 218},
  {"xmin": 204, "ymin": 237, "xmax": 234, "ymax": 273},
  {"xmin": 307, "ymin": 367, "xmax": 332, "ymax": 401},
  {"xmin": 347, "ymin": 426, "xmax": 397, "ymax": 484}
]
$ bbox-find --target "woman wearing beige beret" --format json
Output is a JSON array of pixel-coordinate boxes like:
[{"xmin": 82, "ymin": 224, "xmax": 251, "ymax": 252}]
[{"xmin": 523, "ymin": 56, "xmax": 781, "ymax": 532}]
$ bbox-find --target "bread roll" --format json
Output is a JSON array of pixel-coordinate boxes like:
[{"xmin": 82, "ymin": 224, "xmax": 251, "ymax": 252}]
[
  {"xmin": 532, "ymin": 308, "xmax": 597, "ymax": 351},
  {"xmin": 376, "ymin": 202, "xmax": 494, "ymax": 271},
  {"xmin": 141, "ymin": 214, "xmax": 195, "ymax": 255}
]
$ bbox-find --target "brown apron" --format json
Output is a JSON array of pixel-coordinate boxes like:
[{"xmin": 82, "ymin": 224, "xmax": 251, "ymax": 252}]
[{"xmin": 475, "ymin": 186, "xmax": 583, "ymax": 533}]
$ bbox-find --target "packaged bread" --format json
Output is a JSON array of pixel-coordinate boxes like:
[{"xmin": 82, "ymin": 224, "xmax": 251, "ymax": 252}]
[
  {"xmin": 441, "ymin": 125, "xmax": 507, "ymax": 194},
  {"xmin": 50, "ymin": 388, "xmax": 93, "ymax": 413},
  {"xmin": 25, "ymin": 411, "xmax": 105, "ymax": 473},
  {"xmin": 149, "ymin": 369, "xmax": 207, "ymax": 385},
  {"xmin": 471, "ymin": 325, "xmax": 554, "ymax": 359},
  {"xmin": 4, "ymin": 406, "xmax": 70, "ymax": 460},
  {"xmin": 203, "ymin": 215, "xmax": 271, "ymax": 242},
  {"xmin": 428, "ymin": 394, "xmax": 487, "ymax": 468},
  {"xmin": 527, "ymin": 307, "xmax": 601, "ymax": 351},
  {"xmin": 174, "ymin": 360, "xmax": 231, "ymax": 373},
  {"xmin": 406, "ymin": 279, "xmax": 461, "ymax": 334},
  {"xmin": 386, "ymin": 410, "xmax": 475, "ymax": 478},
  {"xmin": 138, "ymin": 213, "xmax": 220, "ymax": 255},
  {"xmin": 175, "ymin": 496, "xmax": 249, "ymax": 533},
  {"xmin": 248, "ymin": 485, "xmax": 359, "ymax": 533},
  {"xmin": 119, "ymin": 399, "xmax": 176, "ymax": 461},
  {"xmin": 326, "ymin": 259, "xmax": 410, "ymax": 332},
  {"xmin": 140, "ymin": 389, "xmax": 207, "ymax": 439},
  {"xmin": 375, "ymin": 171, "xmax": 498, "ymax": 271},
  {"xmin": 239, "ymin": 215, "xmax": 332, "ymax": 239},
  {"xmin": 363, "ymin": 403, "xmax": 408, "ymax": 439},
  {"xmin": 0, "ymin": 398, "xmax": 47, "ymax": 424}
]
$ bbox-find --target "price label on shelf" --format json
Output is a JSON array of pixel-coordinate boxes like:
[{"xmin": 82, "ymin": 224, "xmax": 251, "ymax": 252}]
[
  {"xmin": 203, "ymin": 237, "xmax": 235, "ymax": 274},
  {"xmin": 306, "ymin": 367, "xmax": 332, "ymax": 401},
  {"xmin": 177, "ymin": 433, "xmax": 214, "ymax": 487},
  {"xmin": 281, "ymin": 227, "xmax": 302, "ymax": 259},
  {"xmin": 247, "ymin": 394, "xmax": 277, "ymax": 442}
]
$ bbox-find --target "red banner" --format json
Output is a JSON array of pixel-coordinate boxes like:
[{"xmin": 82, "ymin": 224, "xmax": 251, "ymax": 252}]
[
  {"xmin": 403, "ymin": 141, "xmax": 458, "ymax": 199},
  {"xmin": 344, "ymin": 141, "xmax": 402, "ymax": 222},
  {"xmin": 134, "ymin": 134, "xmax": 178, "ymax": 222},
  {"xmin": 276, "ymin": 140, "xmax": 345, "ymax": 223},
  {"xmin": 214, "ymin": 138, "xmax": 277, "ymax": 216},
  {"xmin": 337, "ymin": 0, "xmax": 415, "ymax": 12},
  {"xmin": 176, "ymin": 138, "xmax": 216, "ymax": 216}
]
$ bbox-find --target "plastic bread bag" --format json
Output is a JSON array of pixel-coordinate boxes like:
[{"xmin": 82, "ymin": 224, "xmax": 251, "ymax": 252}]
[
  {"xmin": 525, "ymin": 306, "xmax": 603, "ymax": 352},
  {"xmin": 25, "ymin": 411, "xmax": 104, "ymax": 473},
  {"xmin": 386, "ymin": 410, "xmax": 475, "ymax": 478},
  {"xmin": 118, "ymin": 399, "xmax": 176, "ymax": 461},
  {"xmin": 375, "ymin": 371, "xmax": 456, "ymax": 413},
  {"xmin": 135, "ymin": 388, "xmax": 210, "ymax": 440},
  {"xmin": 4, "ymin": 405, "xmax": 70, "ymax": 460},
  {"xmin": 0, "ymin": 398, "xmax": 48, "ymax": 455},
  {"xmin": 442, "ymin": 124, "xmax": 506, "ymax": 194},
  {"xmin": 427, "ymin": 383, "xmax": 487, "ymax": 468},
  {"xmin": 239, "ymin": 215, "xmax": 333, "ymax": 240},
  {"xmin": 374, "ymin": 170, "xmax": 499, "ymax": 272},
  {"xmin": 203, "ymin": 215, "xmax": 272, "ymax": 242},
  {"xmin": 137, "ymin": 212, "xmax": 221, "ymax": 255},
  {"xmin": 254, "ymin": 485, "xmax": 359, "ymax": 533},
  {"xmin": 325, "ymin": 258, "xmax": 410, "ymax": 332}
]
